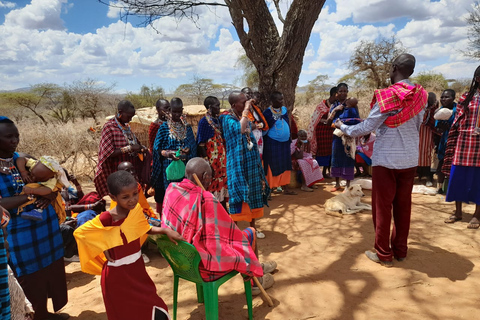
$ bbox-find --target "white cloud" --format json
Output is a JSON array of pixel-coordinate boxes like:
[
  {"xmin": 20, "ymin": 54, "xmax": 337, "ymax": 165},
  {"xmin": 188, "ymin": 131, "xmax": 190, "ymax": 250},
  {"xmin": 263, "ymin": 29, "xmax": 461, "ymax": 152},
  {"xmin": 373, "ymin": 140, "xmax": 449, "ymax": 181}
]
[
  {"xmin": 107, "ymin": 1, "xmax": 122, "ymax": 19},
  {"xmin": 4, "ymin": 0, "xmax": 67, "ymax": 30},
  {"xmin": 0, "ymin": 1, "xmax": 15, "ymax": 8}
]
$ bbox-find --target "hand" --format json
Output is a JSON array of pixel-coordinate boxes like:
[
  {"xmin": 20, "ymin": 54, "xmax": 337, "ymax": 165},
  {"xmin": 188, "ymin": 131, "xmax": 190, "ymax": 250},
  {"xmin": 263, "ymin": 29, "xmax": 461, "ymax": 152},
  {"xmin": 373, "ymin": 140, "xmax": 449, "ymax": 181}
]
[
  {"xmin": 169, "ymin": 151, "xmax": 180, "ymax": 161},
  {"xmin": 104, "ymin": 250, "xmax": 114, "ymax": 262},
  {"xmin": 41, "ymin": 191, "xmax": 58, "ymax": 201},
  {"xmin": 335, "ymin": 105, "xmax": 344, "ymax": 112},
  {"xmin": 147, "ymin": 187, "xmax": 155, "ymax": 197},
  {"xmin": 64, "ymin": 218, "xmax": 77, "ymax": 228},
  {"xmin": 93, "ymin": 200, "xmax": 106, "ymax": 212},
  {"xmin": 20, "ymin": 171, "xmax": 33, "ymax": 184},
  {"xmin": 165, "ymin": 229, "xmax": 184, "ymax": 245},
  {"xmin": 334, "ymin": 119, "xmax": 344, "ymax": 129},
  {"xmin": 131, "ymin": 144, "xmax": 142, "ymax": 153},
  {"xmin": 34, "ymin": 197, "xmax": 50, "ymax": 210},
  {"xmin": 182, "ymin": 147, "xmax": 190, "ymax": 155},
  {"xmin": 23, "ymin": 186, "xmax": 35, "ymax": 195}
]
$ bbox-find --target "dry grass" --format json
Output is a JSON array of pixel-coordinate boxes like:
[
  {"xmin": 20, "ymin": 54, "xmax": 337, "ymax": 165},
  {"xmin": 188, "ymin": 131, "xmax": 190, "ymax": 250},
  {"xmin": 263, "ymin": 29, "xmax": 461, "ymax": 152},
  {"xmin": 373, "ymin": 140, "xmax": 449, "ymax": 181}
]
[{"xmin": 16, "ymin": 119, "xmax": 100, "ymax": 182}]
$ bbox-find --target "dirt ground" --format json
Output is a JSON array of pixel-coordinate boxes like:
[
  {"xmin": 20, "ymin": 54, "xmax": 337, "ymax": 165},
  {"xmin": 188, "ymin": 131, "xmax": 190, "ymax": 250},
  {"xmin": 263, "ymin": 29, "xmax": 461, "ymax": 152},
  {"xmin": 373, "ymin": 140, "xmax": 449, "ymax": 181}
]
[{"xmin": 57, "ymin": 179, "xmax": 480, "ymax": 320}]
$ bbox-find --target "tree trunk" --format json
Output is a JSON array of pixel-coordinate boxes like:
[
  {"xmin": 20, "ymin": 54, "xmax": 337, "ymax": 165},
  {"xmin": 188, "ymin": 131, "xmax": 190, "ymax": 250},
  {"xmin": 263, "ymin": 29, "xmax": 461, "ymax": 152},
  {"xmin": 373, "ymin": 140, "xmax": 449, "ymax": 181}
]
[{"xmin": 227, "ymin": 0, "xmax": 326, "ymax": 112}]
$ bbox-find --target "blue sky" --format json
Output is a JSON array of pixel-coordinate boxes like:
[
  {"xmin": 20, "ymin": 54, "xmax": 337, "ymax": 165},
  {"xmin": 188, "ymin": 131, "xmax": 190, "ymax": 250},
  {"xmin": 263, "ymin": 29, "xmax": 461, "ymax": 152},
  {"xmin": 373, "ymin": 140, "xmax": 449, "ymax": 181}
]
[{"xmin": 0, "ymin": 0, "xmax": 478, "ymax": 94}]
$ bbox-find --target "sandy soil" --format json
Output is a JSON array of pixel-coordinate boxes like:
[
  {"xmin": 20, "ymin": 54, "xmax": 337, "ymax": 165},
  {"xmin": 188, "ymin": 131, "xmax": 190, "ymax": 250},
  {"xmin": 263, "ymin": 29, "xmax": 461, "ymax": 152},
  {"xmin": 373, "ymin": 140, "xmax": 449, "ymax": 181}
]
[{"xmin": 57, "ymin": 179, "xmax": 480, "ymax": 320}]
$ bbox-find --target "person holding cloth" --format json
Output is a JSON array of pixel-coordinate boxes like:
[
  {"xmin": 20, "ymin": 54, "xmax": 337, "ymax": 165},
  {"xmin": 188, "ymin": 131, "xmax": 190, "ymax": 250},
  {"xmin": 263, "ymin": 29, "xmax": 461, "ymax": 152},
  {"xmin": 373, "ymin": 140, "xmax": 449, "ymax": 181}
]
[{"xmin": 335, "ymin": 53, "xmax": 427, "ymax": 267}]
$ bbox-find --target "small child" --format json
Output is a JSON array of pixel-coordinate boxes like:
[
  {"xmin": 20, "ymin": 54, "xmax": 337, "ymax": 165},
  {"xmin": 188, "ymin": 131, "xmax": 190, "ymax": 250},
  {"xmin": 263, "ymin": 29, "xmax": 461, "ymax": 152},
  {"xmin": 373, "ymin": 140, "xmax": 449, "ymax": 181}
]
[
  {"xmin": 291, "ymin": 130, "xmax": 324, "ymax": 192},
  {"xmin": 74, "ymin": 170, "xmax": 183, "ymax": 320},
  {"xmin": 16, "ymin": 156, "xmax": 70, "ymax": 222}
]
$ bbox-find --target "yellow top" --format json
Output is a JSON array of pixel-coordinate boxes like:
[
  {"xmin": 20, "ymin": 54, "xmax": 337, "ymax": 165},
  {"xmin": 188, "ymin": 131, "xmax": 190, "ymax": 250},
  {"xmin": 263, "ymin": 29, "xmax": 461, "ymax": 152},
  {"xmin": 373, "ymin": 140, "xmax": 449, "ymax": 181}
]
[{"xmin": 73, "ymin": 203, "xmax": 151, "ymax": 275}]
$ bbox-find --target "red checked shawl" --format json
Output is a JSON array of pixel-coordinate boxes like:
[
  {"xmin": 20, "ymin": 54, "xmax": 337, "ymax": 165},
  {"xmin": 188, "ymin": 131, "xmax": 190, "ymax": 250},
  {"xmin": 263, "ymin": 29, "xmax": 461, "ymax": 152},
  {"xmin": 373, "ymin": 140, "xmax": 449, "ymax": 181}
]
[
  {"xmin": 162, "ymin": 179, "xmax": 263, "ymax": 282},
  {"xmin": 94, "ymin": 118, "xmax": 143, "ymax": 197},
  {"xmin": 370, "ymin": 82, "xmax": 427, "ymax": 128},
  {"xmin": 442, "ymin": 92, "xmax": 480, "ymax": 175},
  {"xmin": 307, "ymin": 100, "xmax": 334, "ymax": 156}
]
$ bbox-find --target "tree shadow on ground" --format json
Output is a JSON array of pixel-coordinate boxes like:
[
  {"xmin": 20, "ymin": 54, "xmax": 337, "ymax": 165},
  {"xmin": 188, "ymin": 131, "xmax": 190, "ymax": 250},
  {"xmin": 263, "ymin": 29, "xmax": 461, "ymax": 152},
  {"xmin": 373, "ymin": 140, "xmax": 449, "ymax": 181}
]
[
  {"xmin": 65, "ymin": 270, "xmax": 96, "ymax": 290},
  {"xmin": 71, "ymin": 310, "xmax": 106, "ymax": 319}
]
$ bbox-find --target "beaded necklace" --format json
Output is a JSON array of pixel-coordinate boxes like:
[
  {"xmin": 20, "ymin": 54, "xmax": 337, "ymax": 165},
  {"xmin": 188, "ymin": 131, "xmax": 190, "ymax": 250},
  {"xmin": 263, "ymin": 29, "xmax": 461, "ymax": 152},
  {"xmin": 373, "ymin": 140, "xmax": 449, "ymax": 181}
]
[
  {"xmin": 0, "ymin": 157, "xmax": 25, "ymax": 195},
  {"xmin": 114, "ymin": 117, "xmax": 138, "ymax": 146},
  {"xmin": 270, "ymin": 106, "xmax": 283, "ymax": 121},
  {"xmin": 205, "ymin": 112, "xmax": 222, "ymax": 136},
  {"xmin": 167, "ymin": 115, "xmax": 187, "ymax": 142},
  {"xmin": 228, "ymin": 109, "xmax": 254, "ymax": 150}
]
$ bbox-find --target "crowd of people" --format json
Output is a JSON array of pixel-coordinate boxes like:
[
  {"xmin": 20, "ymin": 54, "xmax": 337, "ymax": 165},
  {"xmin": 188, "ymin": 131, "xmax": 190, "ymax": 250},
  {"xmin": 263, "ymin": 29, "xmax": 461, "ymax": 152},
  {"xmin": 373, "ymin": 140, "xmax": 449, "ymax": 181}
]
[{"xmin": 1, "ymin": 53, "xmax": 480, "ymax": 319}]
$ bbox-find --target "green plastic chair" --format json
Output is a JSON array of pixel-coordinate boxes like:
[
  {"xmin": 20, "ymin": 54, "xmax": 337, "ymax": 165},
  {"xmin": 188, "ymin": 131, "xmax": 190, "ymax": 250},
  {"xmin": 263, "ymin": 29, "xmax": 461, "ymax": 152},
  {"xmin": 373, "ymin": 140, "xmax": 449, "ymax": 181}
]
[{"xmin": 155, "ymin": 235, "xmax": 254, "ymax": 320}]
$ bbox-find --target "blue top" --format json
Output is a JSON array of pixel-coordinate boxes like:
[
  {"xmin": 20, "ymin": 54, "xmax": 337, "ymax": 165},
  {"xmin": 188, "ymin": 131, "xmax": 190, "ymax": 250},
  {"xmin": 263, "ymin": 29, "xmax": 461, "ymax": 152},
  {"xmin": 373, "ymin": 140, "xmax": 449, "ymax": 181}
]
[
  {"xmin": 264, "ymin": 106, "xmax": 290, "ymax": 142},
  {"xmin": 435, "ymin": 103, "xmax": 457, "ymax": 160},
  {"xmin": 1, "ymin": 152, "xmax": 64, "ymax": 277},
  {"xmin": 196, "ymin": 116, "xmax": 220, "ymax": 143},
  {"xmin": 220, "ymin": 114, "xmax": 269, "ymax": 213}
]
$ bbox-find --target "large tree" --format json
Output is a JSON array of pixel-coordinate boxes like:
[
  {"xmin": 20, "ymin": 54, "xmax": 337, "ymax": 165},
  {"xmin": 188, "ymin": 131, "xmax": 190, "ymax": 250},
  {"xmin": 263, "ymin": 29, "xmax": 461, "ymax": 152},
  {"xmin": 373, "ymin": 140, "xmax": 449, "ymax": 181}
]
[
  {"xmin": 100, "ymin": 0, "xmax": 326, "ymax": 110},
  {"xmin": 348, "ymin": 37, "xmax": 406, "ymax": 89},
  {"xmin": 465, "ymin": 2, "xmax": 480, "ymax": 59}
]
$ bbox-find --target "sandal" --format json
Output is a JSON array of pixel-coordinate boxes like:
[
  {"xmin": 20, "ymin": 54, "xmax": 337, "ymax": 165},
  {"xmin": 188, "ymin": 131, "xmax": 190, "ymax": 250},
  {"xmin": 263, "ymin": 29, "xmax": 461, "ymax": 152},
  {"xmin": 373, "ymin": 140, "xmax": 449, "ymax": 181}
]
[
  {"xmin": 467, "ymin": 217, "xmax": 480, "ymax": 229},
  {"xmin": 444, "ymin": 215, "xmax": 462, "ymax": 223},
  {"xmin": 284, "ymin": 190, "xmax": 297, "ymax": 195},
  {"xmin": 330, "ymin": 186, "xmax": 342, "ymax": 192}
]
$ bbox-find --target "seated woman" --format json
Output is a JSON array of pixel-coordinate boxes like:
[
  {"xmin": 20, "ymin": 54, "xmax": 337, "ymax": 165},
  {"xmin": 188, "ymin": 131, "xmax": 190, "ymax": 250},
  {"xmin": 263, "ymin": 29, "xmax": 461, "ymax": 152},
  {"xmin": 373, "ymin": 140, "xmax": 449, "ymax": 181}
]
[{"xmin": 291, "ymin": 130, "xmax": 324, "ymax": 192}]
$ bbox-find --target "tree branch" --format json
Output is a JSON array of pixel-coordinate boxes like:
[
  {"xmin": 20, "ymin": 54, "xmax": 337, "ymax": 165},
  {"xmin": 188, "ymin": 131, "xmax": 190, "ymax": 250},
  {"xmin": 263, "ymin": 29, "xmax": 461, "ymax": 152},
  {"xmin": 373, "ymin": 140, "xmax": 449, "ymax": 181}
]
[{"xmin": 272, "ymin": 0, "xmax": 285, "ymax": 23}]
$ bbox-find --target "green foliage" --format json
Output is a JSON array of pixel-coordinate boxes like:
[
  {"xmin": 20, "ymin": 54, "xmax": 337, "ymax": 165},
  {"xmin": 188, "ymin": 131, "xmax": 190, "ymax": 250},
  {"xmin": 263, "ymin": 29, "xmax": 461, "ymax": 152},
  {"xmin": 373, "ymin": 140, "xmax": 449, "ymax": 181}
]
[
  {"xmin": 465, "ymin": 2, "xmax": 480, "ymax": 59},
  {"xmin": 236, "ymin": 54, "xmax": 259, "ymax": 89},
  {"xmin": 0, "ymin": 90, "xmax": 48, "ymax": 125},
  {"xmin": 448, "ymin": 79, "xmax": 471, "ymax": 95},
  {"xmin": 174, "ymin": 77, "xmax": 221, "ymax": 105},
  {"xmin": 412, "ymin": 72, "xmax": 448, "ymax": 92},
  {"xmin": 305, "ymin": 74, "xmax": 329, "ymax": 104},
  {"xmin": 125, "ymin": 84, "xmax": 165, "ymax": 109}
]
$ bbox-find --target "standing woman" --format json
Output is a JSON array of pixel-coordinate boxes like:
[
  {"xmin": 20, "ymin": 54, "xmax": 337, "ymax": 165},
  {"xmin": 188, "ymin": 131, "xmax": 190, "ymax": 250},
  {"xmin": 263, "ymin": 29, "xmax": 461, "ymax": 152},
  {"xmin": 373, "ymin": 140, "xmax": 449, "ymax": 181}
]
[
  {"xmin": 327, "ymin": 83, "xmax": 360, "ymax": 191},
  {"xmin": 94, "ymin": 100, "xmax": 147, "ymax": 198},
  {"xmin": 307, "ymin": 86, "xmax": 337, "ymax": 178},
  {"xmin": 0, "ymin": 117, "xmax": 68, "ymax": 320},
  {"xmin": 148, "ymin": 99, "xmax": 170, "ymax": 153},
  {"xmin": 263, "ymin": 91, "xmax": 296, "ymax": 195},
  {"xmin": 443, "ymin": 66, "xmax": 480, "ymax": 229},
  {"xmin": 197, "ymin": 96, "xmax": 228, "ymax": 207},
  {"xmin": 152, "ymin": 98, "xmax": 196, "ymax": 205}
]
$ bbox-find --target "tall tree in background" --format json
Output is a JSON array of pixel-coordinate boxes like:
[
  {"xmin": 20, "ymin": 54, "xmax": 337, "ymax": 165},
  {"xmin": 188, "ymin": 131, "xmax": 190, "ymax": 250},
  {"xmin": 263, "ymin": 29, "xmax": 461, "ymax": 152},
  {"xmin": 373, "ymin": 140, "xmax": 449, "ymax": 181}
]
[
  {"xmin": 236, "ymin": 54, "xmax": 259, "ymax": 89},
  {"xmin": 125, "ymin": 84, "xmax": 165, "ymax": 109},
  {"xmin": 465, "ymin": 2, "xmax": 480, "ymax": 59},
  {"xmin": 412, "ymin": 72, "xmax": 448, "ymax": 92},
  {"xmin": 100, "ymin": 0, "xmax": 326, "ymax": 111},
  {"xmin": 174, "ymin": 76, "xmax": 221, "ymax": 104},
  {"xmin": 348, "ymin": 37, "xmax": 406, "ymax": 89}
]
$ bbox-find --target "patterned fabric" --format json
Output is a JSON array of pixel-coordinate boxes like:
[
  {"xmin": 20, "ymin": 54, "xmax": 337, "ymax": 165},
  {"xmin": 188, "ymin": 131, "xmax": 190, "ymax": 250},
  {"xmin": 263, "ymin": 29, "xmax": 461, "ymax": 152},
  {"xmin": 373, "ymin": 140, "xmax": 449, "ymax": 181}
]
[
  {"xmin": 418, "ymin": 124, "xmax": 435, "ymax": 167},
  {"xmin": 148, "ymin": 121, "xmax": 162, "ymax": 153},
  {"xmin": 341, "ymin": 81, "xmax": 425, "ymax": 170},
  {"xmin": 330, "ymin": 103, "xmax": 360, "ymax": 170},
  {"xmin": 152, "ymin": 121, "xmax": 197, "ymax": 191},
  {"xmin": 197, "ymin": 116, "xmax": 228, "ymax": 202},
  {"xmin": 94, "ymin": 118, "xmax": 144, "ymax": 197},
  {"xmin": 76, "ymin": 191, "xmax": 102, "ymax": 206},
  {"xmin": 162, "ymin": 179, "xmax": 263, "ymax": 282},
  {"xmin": 443, "ymin": 92, "xmax": 480, "ymax": 175},
  {"xmin": 247, "ymin": 104, "xmax": 269, "ymax": 131},
  {"xmin": 307, "ymin": 100, "xmax": 333, "ymax": 156},
  {"xmin": 370, "ymin": 82, "xmax": 427, "ymax": 128},
  {"xmin": 290, "ymin": 139, "xmax": 323, "ymax": 187},
  {"xmin": 435, "ymin": 104, "xmax": 456, "ymax": 161},
  {"xmin": 263, "ymin": 107, "xmax": 292, "ymax": 176},
  {"xmin": 8, "ymin": 265, "xmax": 34, "ymax": 320},
  {"xmin": 0, "ymin": 229, "xmax": 10, "ymax": 320},
  {"xmin": 220, "ymin": 113, "xmax": 269, "ymax": 214},
  {"xmin": 1, "ymin": 152, "xmax": 64, "ymax": 277}
]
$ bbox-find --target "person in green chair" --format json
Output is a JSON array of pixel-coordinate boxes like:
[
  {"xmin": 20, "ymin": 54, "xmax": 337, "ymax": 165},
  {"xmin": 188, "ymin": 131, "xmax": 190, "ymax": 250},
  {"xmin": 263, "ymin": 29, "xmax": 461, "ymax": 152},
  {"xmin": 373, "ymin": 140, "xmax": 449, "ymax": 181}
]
[{"xmin": 162, "ymin": 158, "xmax": 276, "ymax": 295}]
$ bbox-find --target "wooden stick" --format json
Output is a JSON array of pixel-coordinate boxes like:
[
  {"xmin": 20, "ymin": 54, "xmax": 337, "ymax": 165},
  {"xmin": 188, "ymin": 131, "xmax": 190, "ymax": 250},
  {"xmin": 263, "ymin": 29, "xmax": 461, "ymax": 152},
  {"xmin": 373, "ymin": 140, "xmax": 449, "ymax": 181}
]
[{"xmin": 192, "ymin": 173, "xmax": 274, "ymax": 307}]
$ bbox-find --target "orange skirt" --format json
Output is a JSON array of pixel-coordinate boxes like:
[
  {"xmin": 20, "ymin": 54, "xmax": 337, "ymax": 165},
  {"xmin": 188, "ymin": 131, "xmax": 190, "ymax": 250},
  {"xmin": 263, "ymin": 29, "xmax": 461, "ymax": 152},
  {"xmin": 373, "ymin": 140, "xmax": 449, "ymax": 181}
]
[
  {"xmin": 230, "ymin": 202, "xmax": 264, "ymax": 222},
  {"xmin": 266, "ymin": 167, "xmax": 291, "ymax": 189}
]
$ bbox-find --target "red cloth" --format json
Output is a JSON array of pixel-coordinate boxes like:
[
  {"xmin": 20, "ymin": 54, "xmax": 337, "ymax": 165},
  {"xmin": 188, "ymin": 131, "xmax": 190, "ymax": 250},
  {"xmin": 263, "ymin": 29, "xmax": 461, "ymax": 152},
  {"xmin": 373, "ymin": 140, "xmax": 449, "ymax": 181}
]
[
  {"xmin": 148, "ymin": 121, "xmax": 161, "ymax": 153},
  {"xmin": 94, "ymin": 118, "xmax": 144, "ymax": 197},
  {"xmin": 100, "ymin": 211, "xmax": 168, "ymax": 320},
  {"xmin": 290, "ymin": 115, "xmax": 298, "ymax": 139},
  {"xmin": 442, "ymin": 92, "xmax": 480, "ymax": 175},
  {"xmin": 76, "ymin": 191, "xmax": 102, "ymax": 205},
  {"xmin": 162, "ymin": 179, "xmax": 263, "ymax": 282},
  {"xmin": 307, "ymin": 100, "xmax": 333, "ymax": 155},
  {"xmin": 372, "ymin": 166, "xmax": 416, "ymax": 261},
  {"xmin": 370, "ymin": 82, "xmax": 428, "ymax": 128}
]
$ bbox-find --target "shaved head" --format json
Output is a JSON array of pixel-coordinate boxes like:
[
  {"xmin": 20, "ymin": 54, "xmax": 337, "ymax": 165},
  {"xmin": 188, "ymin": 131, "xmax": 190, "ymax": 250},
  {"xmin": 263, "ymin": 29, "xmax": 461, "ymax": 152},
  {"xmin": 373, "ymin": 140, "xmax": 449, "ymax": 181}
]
[
  {"xmin": 185, "ymin": 157, "xmax": 212, "ymax": 188},
  {"xmin": 228, "ymin": 91, "xmax": 244, "ymax": 106},
  {"xmin": 393, "ymin": 53, "xmax": 415, "ymax": 78}
]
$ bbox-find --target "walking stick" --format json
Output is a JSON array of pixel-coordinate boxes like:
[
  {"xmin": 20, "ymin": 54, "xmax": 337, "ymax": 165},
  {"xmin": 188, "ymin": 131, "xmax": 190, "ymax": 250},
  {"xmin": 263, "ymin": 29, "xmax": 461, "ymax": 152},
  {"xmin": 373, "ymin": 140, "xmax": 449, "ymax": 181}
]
[{"xmin": 192, "ymin": 173, "xmax": 274, "ymax": 307}]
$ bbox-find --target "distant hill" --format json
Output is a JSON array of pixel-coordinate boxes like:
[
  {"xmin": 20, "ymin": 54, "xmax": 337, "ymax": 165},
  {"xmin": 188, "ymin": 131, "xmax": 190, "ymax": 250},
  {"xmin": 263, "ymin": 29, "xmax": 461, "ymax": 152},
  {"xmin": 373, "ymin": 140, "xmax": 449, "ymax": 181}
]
[{"xmin": 0, "ymin": 87, "xmax": 31, "ymax": 93}]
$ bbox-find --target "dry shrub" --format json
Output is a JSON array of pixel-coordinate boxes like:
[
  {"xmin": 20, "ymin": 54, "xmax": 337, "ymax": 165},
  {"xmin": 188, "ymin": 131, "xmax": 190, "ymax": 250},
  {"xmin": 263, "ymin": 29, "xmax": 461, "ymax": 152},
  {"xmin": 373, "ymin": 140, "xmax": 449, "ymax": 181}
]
[{"xmin": 16, "ymin": 119, "xmax": 100, "ymax": 182}]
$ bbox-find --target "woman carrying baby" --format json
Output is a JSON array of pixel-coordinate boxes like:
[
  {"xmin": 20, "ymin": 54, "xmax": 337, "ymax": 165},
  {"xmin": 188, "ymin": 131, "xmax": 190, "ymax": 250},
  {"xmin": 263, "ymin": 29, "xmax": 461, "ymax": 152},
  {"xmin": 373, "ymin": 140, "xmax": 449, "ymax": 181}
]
[{"xmin": 327, "ymin": 83, "xmax": 361, "ymax": 192}]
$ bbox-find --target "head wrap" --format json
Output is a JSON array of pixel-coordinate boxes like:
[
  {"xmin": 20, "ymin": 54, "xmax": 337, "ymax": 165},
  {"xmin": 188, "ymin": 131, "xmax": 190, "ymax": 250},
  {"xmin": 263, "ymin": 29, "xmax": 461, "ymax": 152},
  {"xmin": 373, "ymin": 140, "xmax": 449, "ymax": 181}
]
[{"xmin": 38, "ymin": 156, "xmax": 70, "ymax": 188}]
